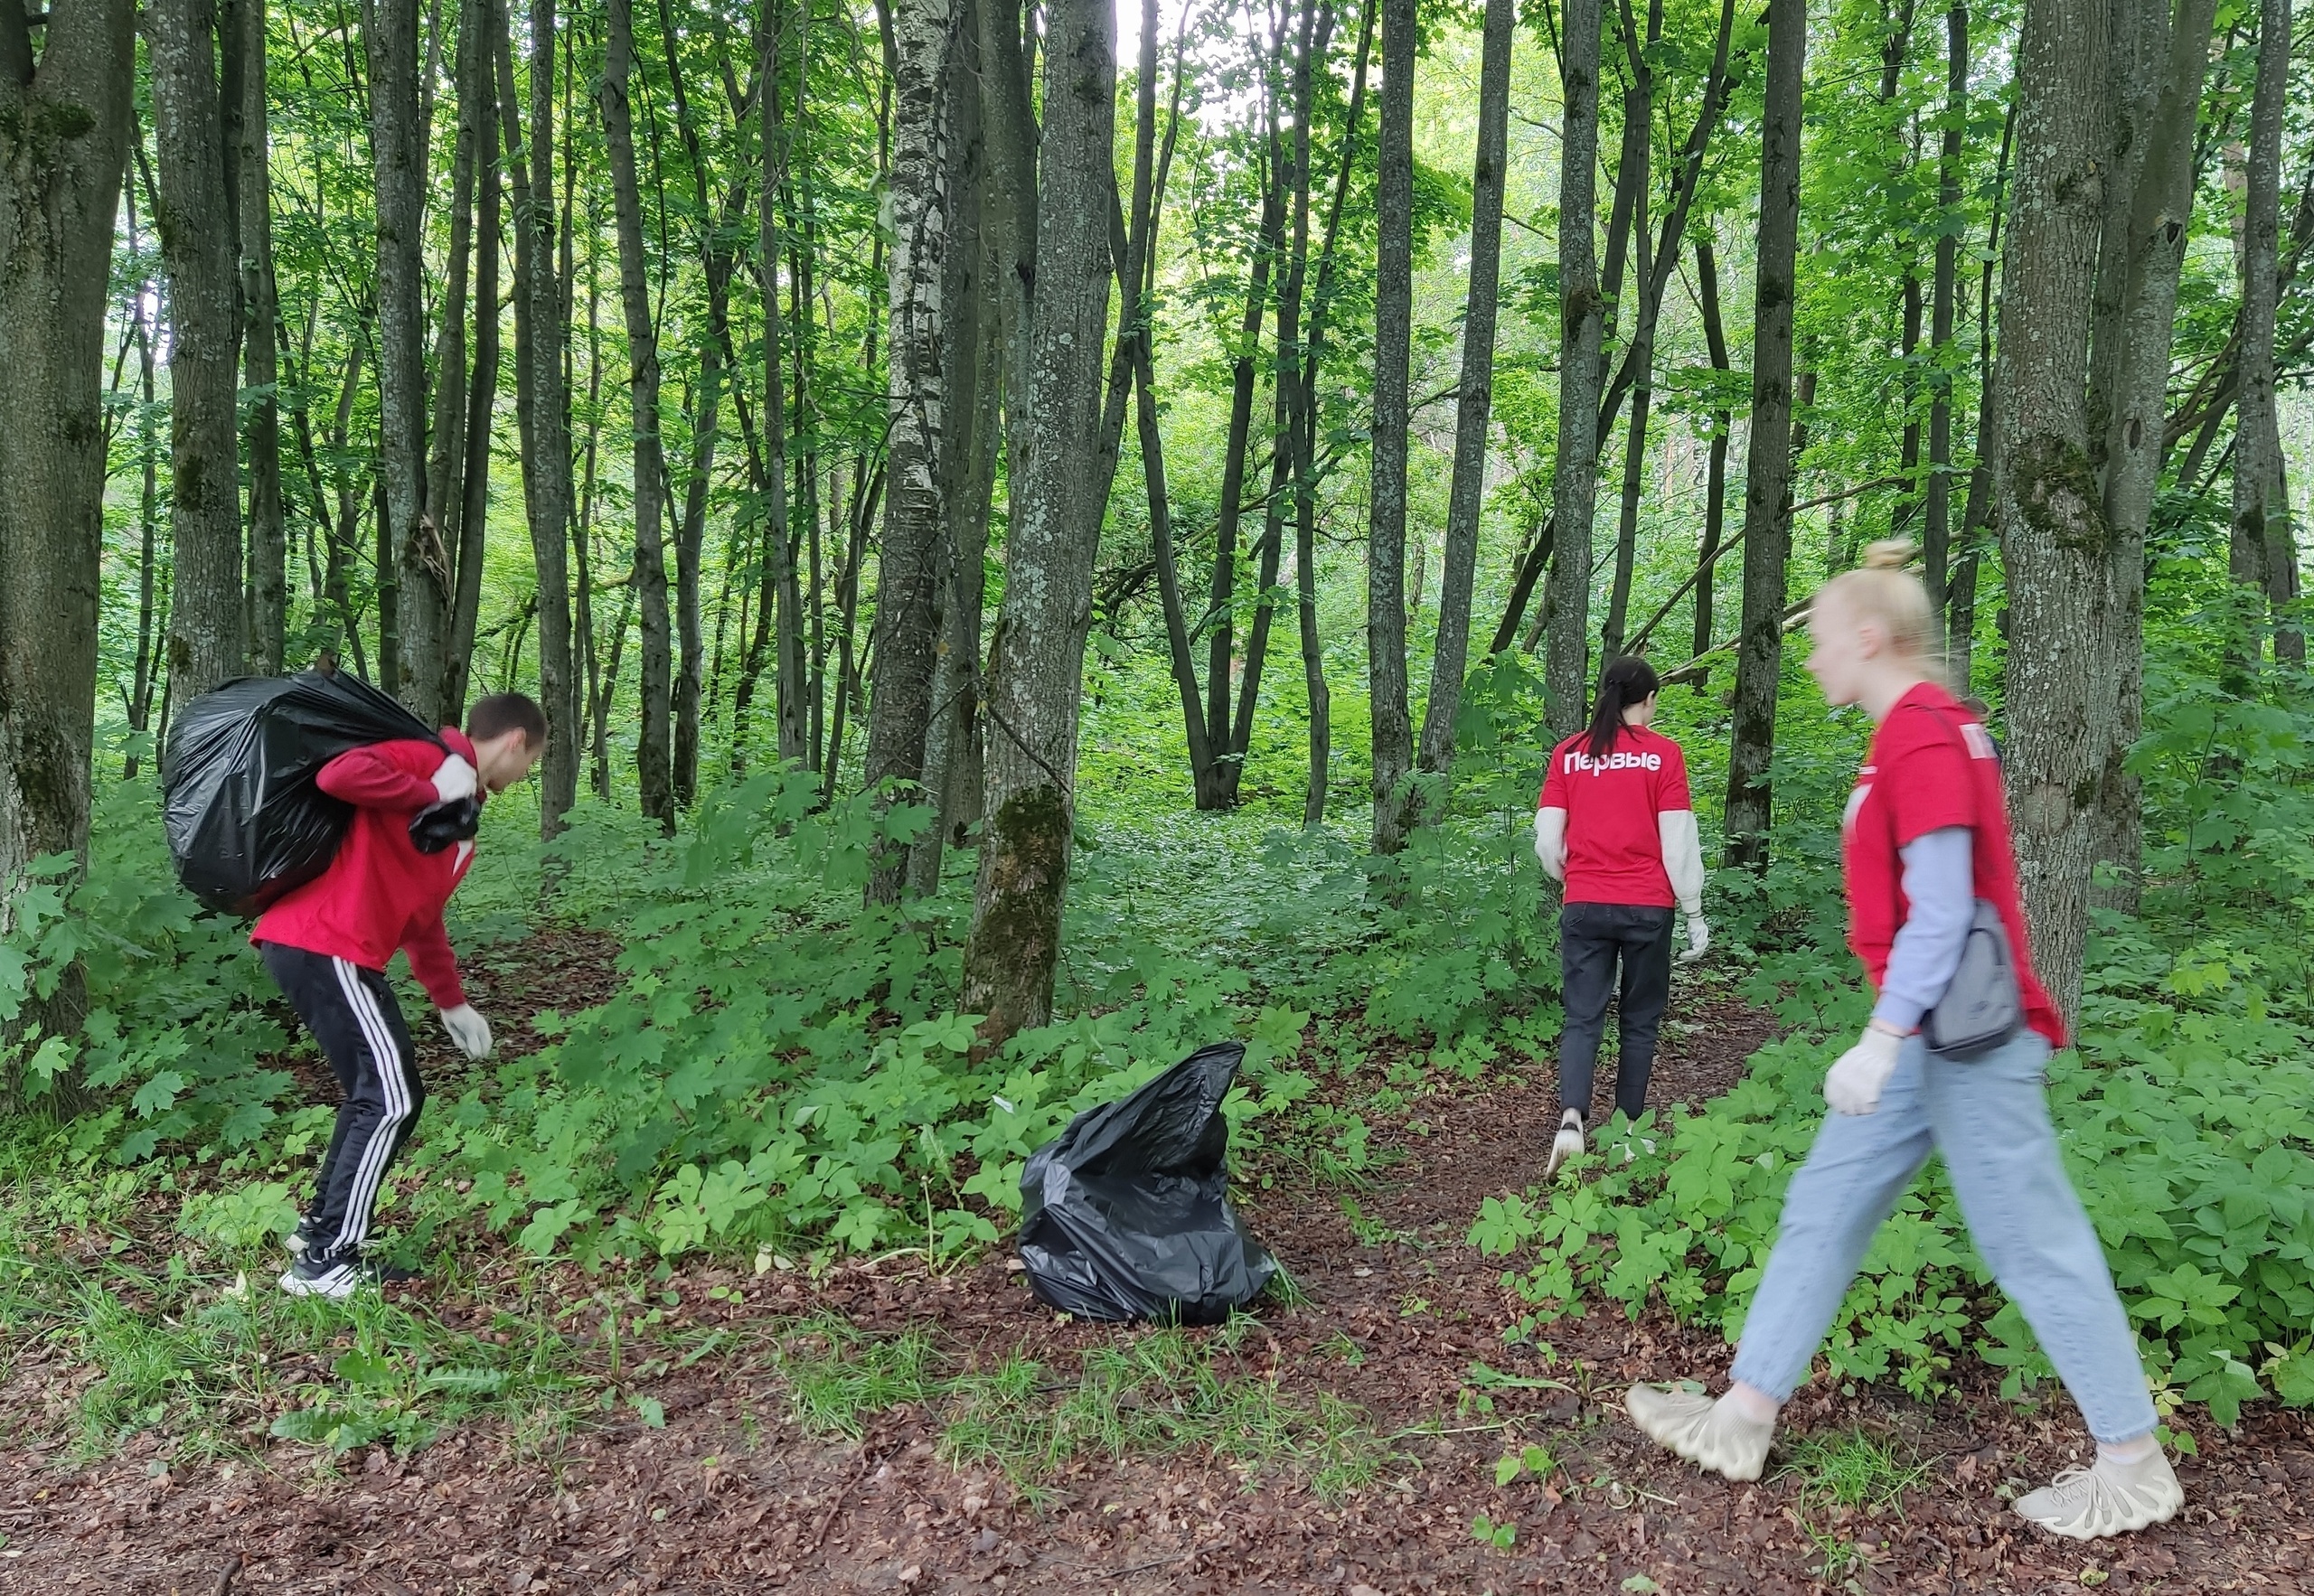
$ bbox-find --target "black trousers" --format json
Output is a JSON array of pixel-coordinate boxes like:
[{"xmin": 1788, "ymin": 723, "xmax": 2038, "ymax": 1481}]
[
  {"xmin": 1557, "ymin": 902, "xmax": 1674, "ymax": 1123},
  {"xmin": 261, "ymin": 943, "xmax": 426, "ymax": 1264}
]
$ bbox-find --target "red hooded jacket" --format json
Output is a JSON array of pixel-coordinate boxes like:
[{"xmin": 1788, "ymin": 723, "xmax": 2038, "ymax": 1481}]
[{"xmin": 252, "ymin": 730, "xmax": 478, "ymax": 1009}]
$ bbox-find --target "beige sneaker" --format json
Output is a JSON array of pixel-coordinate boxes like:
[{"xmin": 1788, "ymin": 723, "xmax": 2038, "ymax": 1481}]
[
  {"xmin": 1625, "ymin": 1385, "xmax": 1773, "ymax": 1482},
  {"xmin": 2014, "ymin": 1450, "xmax": 2183, "ymax": 1540},
  {"xmin": 1544, "ymin": 1112, "xmax": 1585, "ymax": 1178}
]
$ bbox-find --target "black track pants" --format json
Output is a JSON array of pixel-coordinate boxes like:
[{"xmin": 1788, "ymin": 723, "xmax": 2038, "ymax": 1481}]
[
  {"xmin": 1556, "ymin": 902, "xmax": 1674, "ymax": 1123},
  {"xmin": 261, "ymin": 944, "xmax": 426, "ymax": 1263}
]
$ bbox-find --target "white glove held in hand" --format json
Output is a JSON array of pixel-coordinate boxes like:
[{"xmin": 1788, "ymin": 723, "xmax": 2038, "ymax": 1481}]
[
  {"xmin": 1680, "ymin": 914, "xmax": 1710, "ymax": 963},
  {"xmin": 1533, "ymin": 807, "xmax": 1568, "ymax": 882},
  {"xmin": 440, "ymin": 1003, "xmax": 494, "ymax": 1060},
  {"xmin": 1823, "ymin": 1026, "xmax": 1905, "ymax": 1115},
  {"xmin": 432, "ymin": 753, "xmax": 479, "ymax": 803}
]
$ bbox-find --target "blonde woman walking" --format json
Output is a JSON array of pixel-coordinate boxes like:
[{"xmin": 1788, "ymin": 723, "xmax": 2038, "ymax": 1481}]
[{"xmin": 1623, "ymin": 545, "xmax": 2179, "ymax": 1541}]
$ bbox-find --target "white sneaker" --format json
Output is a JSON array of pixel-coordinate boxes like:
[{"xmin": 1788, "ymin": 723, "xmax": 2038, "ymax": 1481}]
[
  {"xmin": 279, "ymin": 1257, "xmax": 360, "ymax": 1300},
  {"xmin": 2014, "ymin": 1450, "xmax": 2184, "ymax": 1540},
  {"xmin": 1544, "ymin": 1112, "xmax": 1585, "ymax": 1178},
  {"xmin": 1625, "ymin": 1385, "xmax": 1774, "ymax": 1482}
]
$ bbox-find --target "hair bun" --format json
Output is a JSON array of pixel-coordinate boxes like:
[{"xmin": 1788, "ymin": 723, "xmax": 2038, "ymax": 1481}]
[{"xmin": 1860, "ymin": 540, "xmax": 1915, "ymax": 571}]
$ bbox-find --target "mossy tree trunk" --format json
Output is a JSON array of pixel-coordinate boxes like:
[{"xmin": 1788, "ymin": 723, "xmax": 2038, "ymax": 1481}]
[
  {"xmin": 0, "ymin": 0, "xmax": 138, "ymax": 1113},
  {"xmin": 961, "ymin": 0, "xmax": 1115, "ymax": 1044}
]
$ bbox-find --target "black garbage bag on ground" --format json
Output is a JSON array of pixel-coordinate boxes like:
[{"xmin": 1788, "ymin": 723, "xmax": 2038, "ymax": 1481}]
[
  {"xmin": 162, "ymin": 667, "xmax": 475, "ymax": 917},
  {"xmin": 1016, "ymin": 1041, "xmax": 1277, "ymax": 1324}
]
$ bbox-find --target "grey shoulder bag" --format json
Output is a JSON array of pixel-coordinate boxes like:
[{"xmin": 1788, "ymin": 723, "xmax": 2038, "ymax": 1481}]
[
  {"xmin": 1914, "ymin": 703, "xmax": 2025, "ymax": 1061},
  {"xmin": 1921, "ymin": 898, "xmax": 2023, "ymax": 1059}
]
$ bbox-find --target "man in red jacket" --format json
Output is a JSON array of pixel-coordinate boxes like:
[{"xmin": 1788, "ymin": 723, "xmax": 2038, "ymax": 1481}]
[{"xmin": 256, "ymin": 691, "xmax": 546, "ymax": 1299}]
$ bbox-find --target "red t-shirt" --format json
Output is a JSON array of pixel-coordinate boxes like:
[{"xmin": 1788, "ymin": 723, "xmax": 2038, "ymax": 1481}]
[
  {"xmin": 1538, "ymin": 726, "xmax": 1692, "ymax": 907},
  {"xmin": 1842, "ymin": 681, "xmax": 2064, "ymax": 1047},
  {"xmin": 252, "ymin": 731, "xmax": 478, "ymax": 1009}
]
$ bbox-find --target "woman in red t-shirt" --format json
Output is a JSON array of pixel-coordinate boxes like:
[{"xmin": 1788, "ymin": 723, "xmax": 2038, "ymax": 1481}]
[
  {"xmin": 1534, "ymin": 656, "xmax": 1709, "ymax": 1176},
  {"xmin": 1623, "ymin": 545, "xmax": 2179, "ymax": 1542}
]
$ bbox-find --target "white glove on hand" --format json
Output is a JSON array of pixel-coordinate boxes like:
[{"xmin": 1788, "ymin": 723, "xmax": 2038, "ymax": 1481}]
[
  {"xmin": 1680, "ymin": 914, "xmax": 1710, "ymax": 963},
  {"xmin": 432, "ymin": 753, "xmax": 479, "ymax": 803},
  {"xmin": 440, "ymin": 1003, "xmax": 494, "ymax": 1061},
  {"xmin": 1823, "ymin": 1026, "xmax": 1905, "ymax": 1115}
]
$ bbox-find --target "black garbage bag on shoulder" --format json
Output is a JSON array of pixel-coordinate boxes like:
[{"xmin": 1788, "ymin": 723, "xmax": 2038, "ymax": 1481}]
[
  {"xmin": 162, "ymin": 666, "xmax": 474, "ymax": 917},
  {"xmin": 1015, "ymin": 1041, "xmax": 1277, "ymax": 1324}
]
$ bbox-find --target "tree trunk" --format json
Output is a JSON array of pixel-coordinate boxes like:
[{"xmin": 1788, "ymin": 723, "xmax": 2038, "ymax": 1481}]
[
  {"xmin": 654, "ymin": 0, "xmax": 728, "ymax": 809},
  {"xmin": 447, "ymin": 12, "xmax": 501, "ymax": 721},
  {"xmin": 1412, "ymin": 0, "xmax": 1512, "ymax": 792},
  {"xmin": 152, "ymin": 0, "xmax": 247, "ymax": 702},
  {"xmin": 368, "ymin": 0, "xmax": 445, "ymax": 722},
  {"xmin": 961, "ymin": 0, "xmax": 1115, "ymax": 1044},
  {"xmin": 1601, "ymin": 183, "xmax": 1652, "ymax": 654},
  {"xmin": 1693, "ymin": 239, "xmax": 1733, "ymax": 659},
  {"xmin": 1543, "ymin": 0, "xmax": 1606, "ymax": 737},
  {"xmin": 1720, "ymin": 0, "xmax": 1806, "ymax": 869},
  {"xmin": 499, "ymin": 0, "xmax": 580, "ymax": 832},
  {"xmin": 1949, "ymin": 103, "xmax": 2015, "ymax": 691},
  {"xmin": 766, "ymin": 10, "xmax": 808, "ymax": 771},
  {"xmin": 2232, "ymin": 0, "xmax": 2293, "ymax": 661},
  {"xmin": 425, "ymin": 0, "xmax": 482, "ymax": 716},
  {"xmin": 128, "ymin": 296, "xmax": 163, "ymax": 775},
  {"xmin": 1996, "ymin": 0, "xmax": 2114, "ymax": 1028},
  {"xmin": 236, "ymin": 0, "xmax": 287, "ymax": 678},
  {"xmin": 865, "ymin": 0, "xmax": 962, "ymax": 902},
  {"xmin": 2087, "ymin": 0, "xmax": 2220, "ymax": 907},
  {"xmin": 910, "ymin": 36, "xmax": 995, "ymax": 898},
  {"xmin": 603, "ymin": 0, "xmax": 675, "ymax": 828},
  {"xmin": 0, "ymin": 0, "xmax": 136, "ymax": 1110},
  {"xmin": 912, "ymin": 0, "xmax": 998, "ymax": 898},
  {"xmin": 1924, "ymin": 3, "xmax": 1965, "ymax": 615},
  {"xmin": 1366, "ymin": 0, "xmax": 1418, "ymax": 852}
]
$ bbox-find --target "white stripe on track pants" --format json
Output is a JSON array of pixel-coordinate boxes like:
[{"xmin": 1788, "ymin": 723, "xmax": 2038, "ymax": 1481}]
[{"xmin": 260, "ymin": 943, "xmax": 427, "ymax": 1264}]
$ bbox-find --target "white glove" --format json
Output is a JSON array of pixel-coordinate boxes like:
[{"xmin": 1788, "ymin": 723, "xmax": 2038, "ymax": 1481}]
[
  {"xmin": 1823, "ymin": 1025, "xmax": 1905, "ymax": 1115},
  {"xmin": 431, "ymin": 753, "xmax": 479, "ymax": 803},
  {"xmin": 1680, "ymin": 914, "xmax": 1709, "ymax": 963},
  {"xmin": 1533, "ymin": 807, "xmax": 1567, "ymax": 881},
  {"xmin": 440, "ymin": 1003, "xmax": 494, "ymax": 1060}
]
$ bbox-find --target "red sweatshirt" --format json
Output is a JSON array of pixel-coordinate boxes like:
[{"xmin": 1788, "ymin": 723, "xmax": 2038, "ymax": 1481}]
[{"xmin": 252, "ymin": 730, "xmax": 478, "ymax": 1009}]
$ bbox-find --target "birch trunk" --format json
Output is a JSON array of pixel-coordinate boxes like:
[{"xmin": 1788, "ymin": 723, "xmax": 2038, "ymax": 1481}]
[
  {"xmin": 1720, "ymin": 0, "xmax": 1806, "ymax": 868},
  {"xmin": 865, "ymin": 0, "xmax": 961, "ymax": 902}
]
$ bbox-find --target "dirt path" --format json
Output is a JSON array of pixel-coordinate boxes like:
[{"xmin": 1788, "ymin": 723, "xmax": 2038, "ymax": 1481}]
[{"xmin": 5, "ymin": 981, "xmax": 2311, "ymax": 1595}]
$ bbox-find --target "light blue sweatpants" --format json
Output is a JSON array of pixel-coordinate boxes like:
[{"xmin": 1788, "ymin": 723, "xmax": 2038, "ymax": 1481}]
[{"xmin": 1728, "ymin": 1029, "xmax": 2159, "ymax": 1443}]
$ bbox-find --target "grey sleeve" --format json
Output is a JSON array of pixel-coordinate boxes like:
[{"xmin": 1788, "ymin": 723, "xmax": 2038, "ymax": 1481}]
[{"xmin": 1873, "ymin": 826, "xmax": 1975, "ymax": 1032}]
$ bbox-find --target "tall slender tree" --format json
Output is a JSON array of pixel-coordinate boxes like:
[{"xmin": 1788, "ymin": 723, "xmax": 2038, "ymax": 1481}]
[
  {"xmin": 603, "ymin": 0, "xmax": 676, "ymax": 826},
  {"xmin": 369, "ymin": 0, "xmax": 446, "ymax": 717},
  {"xmin": 1720, "ymin": 0, "xmax": 1807, "ymax": 868},
  {"xmin": 236, "ymin": 0, "xmax": 287, "ymax": 677},
  {"xmin": 1367, "ymin": 0, "xmax": 1417, "ymax": 852},
  {"xmin": 1543, "ymin": 0, "xmax": 1606, "ymax": 737},
  {"xmin": 865, "ymin": 0, "xmax": 962, "ymax": 904},
  {"xmin": 152, "ymin": 0, "xmax": 248, "ymax": 701},
  {"xmin": 2231, "ymin": 0, "xmax": 2295, "ymax": 661},
  {"xmin": 1414, "ymin": 0, "xmax": 1513, "ymax": 793}
]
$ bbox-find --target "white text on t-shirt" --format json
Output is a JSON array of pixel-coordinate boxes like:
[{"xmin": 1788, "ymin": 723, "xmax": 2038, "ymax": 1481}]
[{"xmin": 1562, "ymin": 749, "xmax": 1664, "ymax": 775}]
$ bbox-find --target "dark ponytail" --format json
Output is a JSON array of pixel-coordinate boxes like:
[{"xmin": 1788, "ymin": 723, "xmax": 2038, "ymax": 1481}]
[{"xmin": 1585, "ymin": 656, "xmax": 1660, "ymax": 762}]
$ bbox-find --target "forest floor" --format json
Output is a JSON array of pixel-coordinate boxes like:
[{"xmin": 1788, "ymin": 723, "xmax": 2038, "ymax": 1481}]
[{"xmin": 4, "ymin": 934, "xmax": 2311, "ymax": 1596}]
